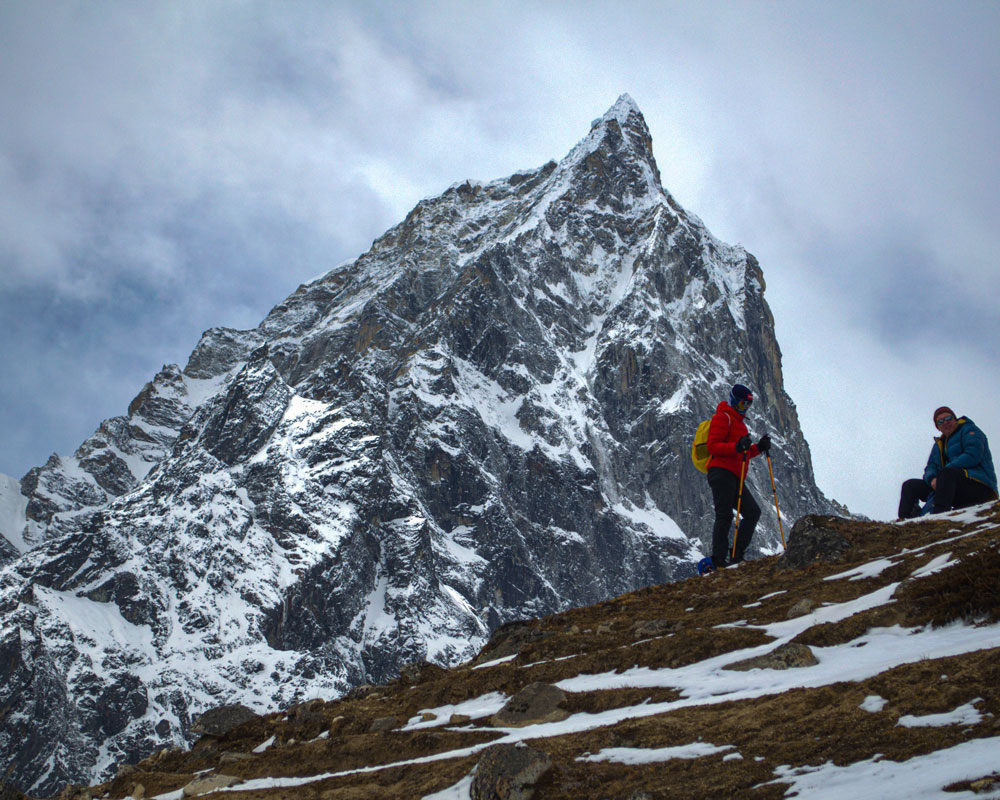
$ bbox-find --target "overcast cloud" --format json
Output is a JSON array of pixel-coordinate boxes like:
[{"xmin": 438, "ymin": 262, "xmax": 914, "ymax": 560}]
[{"xmin": 1, "ymin": 0, "xmax": 998, "ymax": 520}]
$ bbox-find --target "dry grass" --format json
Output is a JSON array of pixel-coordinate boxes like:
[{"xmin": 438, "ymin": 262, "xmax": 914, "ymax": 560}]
[
  {"xmin": 82, "ymin": 504, "xmax": 1000, "ymax": 800},
  {"xmin": 898, "ymin": 544, "xmax": 1000, "ymax": 627}
]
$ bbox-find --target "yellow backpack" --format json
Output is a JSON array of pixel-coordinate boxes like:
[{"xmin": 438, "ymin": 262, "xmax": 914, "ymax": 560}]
[
  {"xmin": 691, "ymin": 419, "xmax": 712, "ymax": 473},
  {"xmin": 691, "ymin": 414, "xmax": 731, "ymax": 473}
]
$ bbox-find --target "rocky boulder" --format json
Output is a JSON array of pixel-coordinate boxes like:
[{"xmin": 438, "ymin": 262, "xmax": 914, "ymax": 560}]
[
  {"xmin": 492, "ymin": 683, "xmax": 569, "ymax": 727},
  {"xmin": 470, "ymin": 744, "xmax": 552, "ymax": 800},
  {"xmin": 474, "ymin": 621, "xmax": 551, "ymax": 664},
  {"xmin": 780, "ymin": 515, "xmax": 853, "ymax": 569},
  {"xmin": 190, "ymin": 705, "xmax": 259, "ymax": 738},
  {"xmin": 181, "ymin": 774, "xmax": 241, "ymax": 797},
  {"xmin": 724, "ymin": 642, "xmax": 819, "ymax": 671},
  {"xmin": 399, "ymin": 661, "xmax": 448, "ymax": 685},
  {"xmin": 786, "ymin": 598, "xmax": 819, "ymax": 619}
]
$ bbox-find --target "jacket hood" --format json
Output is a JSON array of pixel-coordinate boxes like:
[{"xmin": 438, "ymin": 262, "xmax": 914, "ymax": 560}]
[
  {"xmin": 936, "ymin": 416, "xmax": 972, "ymax": 440},
  {"xmin": 716, "ymin": 400, "xmax": 745, "ymax": 417}
]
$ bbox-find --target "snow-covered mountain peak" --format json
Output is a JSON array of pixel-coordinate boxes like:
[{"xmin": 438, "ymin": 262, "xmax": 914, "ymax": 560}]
[
  {"xmin": 0, "ymin": 96, "xmax": 841, "ymax": 797},
  {"xmin": 559, "ymin": 93, "xmax": 663, "ymax": 208},
  {"xmin": 601, "ymin": 92, "xmax": 642, "ymax": 123},
  {"xmin": 586, "ymin": 92, "xmax": 651, "ymax": 160}
]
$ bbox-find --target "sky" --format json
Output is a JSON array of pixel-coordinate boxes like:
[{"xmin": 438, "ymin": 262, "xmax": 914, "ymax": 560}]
[{"xmin": 1, "ymin": 0, "xmax": 998, "ymax": 522}]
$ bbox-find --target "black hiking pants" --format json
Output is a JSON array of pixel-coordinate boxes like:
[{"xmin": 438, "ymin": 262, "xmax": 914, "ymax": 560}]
[
  {"xmin": 898, "ymin": 467, "xmax": 997, "ymax": 518},
  {"xmin": 708, "ymin": 466, "xmax": 760, "ymax": 566}
]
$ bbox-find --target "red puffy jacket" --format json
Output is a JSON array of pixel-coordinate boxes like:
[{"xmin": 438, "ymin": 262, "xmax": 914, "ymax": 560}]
[{"xmin": 706, "ymin": 401, "xmax": 760, "ymax": 476}]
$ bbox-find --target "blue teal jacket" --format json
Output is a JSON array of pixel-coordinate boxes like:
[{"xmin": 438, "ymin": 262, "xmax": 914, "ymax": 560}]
[{"xmin": 923, "ymin": 416, "xmax": 998, "ymax": 494}]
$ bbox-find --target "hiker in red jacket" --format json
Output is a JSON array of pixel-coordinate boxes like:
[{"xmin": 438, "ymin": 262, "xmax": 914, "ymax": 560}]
[{"xmin": 705, "ymin": 384, "xmax": 771, "ymax": 570}]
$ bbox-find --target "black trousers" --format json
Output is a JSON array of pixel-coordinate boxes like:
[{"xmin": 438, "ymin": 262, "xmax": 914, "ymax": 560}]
[
  {"xmin": 899, "ymin": 467, "xmax": 997, "ymax": 518},
  {"xmin": 708, "ymin": 466, "xmax": 760, "ymax": 566}
]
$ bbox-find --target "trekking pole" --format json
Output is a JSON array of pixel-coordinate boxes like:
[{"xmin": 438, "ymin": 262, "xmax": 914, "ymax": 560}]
[
  {"xmin": 731, "ymin": 452, "xmax": 748, "ymax": 561},
  {"xmin": 766, "ymin": 453, "xmax": 786, "ymax": 549}
]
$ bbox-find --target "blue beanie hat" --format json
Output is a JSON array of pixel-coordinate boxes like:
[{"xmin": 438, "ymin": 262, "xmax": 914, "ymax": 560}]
[{"xmin": 729, "ymin": 384, "xmax": 753, "ymax": 412}]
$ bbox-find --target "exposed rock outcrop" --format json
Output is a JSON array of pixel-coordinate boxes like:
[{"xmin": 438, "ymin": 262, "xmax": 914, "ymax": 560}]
[
  {"xmin": 471, "ymin": 744, "xmax": 552, "ymax": 800},
  {"xmin": 780, "ymin": 515, "xmax": 853, "ymax": 568},
  {"xmin": 724, "ymin": 642, "xmax": 819, "ymax": 671},
  {"xmin": 190, "ymin": 705, "xmax": 259, "ymax": 739},
  {"xmin": 492, "ymin": 683, "xmax": 569, "ymax": 727}
]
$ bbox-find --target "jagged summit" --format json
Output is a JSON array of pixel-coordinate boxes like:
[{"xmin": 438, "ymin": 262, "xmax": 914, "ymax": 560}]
[
  {"xmin": 288, "ymin": 93, "xmax": 662, "ymax": 310},
  {"xmin": 601, "ymin": 91, "xmax": 643, "ymax": 123},
  {"xmin": 0, "ymin": 96, "xmax": 841, "ymax": 796},
  {"xmin": 574, "ymin": 92, "xmax": 662, "ymax": 193}
]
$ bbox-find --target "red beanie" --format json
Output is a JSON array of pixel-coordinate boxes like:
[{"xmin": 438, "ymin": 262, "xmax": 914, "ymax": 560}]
[{"xmin": 932, "ymin": 406, "xmax": 956, "ymax": 421}]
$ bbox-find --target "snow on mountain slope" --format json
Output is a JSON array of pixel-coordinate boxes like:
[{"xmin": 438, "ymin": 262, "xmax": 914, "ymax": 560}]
[
  {"xmin": 0, "ymin": 95, "xmax": 842, "ymax": 796},
  {"xmin": 8, "ymin": 328, "xmax": 261, "ymax": 558}
]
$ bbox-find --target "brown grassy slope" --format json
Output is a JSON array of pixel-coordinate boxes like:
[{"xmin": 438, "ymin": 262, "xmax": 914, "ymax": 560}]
[{"xmin": 80, "ymin": 503, "xmax": 1000, "ymax": 800}]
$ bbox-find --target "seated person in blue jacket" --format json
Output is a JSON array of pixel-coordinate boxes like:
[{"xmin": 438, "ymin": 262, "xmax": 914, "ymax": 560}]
[{"xmin": 898, "ymin": 406, "xmax": 998, "ymax": 519}]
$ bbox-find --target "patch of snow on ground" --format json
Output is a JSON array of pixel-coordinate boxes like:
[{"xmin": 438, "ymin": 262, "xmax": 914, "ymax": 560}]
[
  {"xmin": 825, "ymin": 557, "xmax": 898, "ymax": 582},
  {"xmin": 213, "ymin": 612, "xmax": 1000, "ymax": 795},
  {"xmin": 760, "ymin": 582, "xmax": 900, "ymax": 638},
  {"xmin": 472, "ymin": 654, "xmax": 517, "ymax": 670},
  {"xmin": 199, "ymin": 557, "xmax": 1000, "ymax": 796},
  {"xmin": 768, "ymin": 736, "xmax": 1000, "ymax": 800},
  {"xmin": 911, "ymin": 552, "xmax": 958, "ymax": 579},
  {"xmin": 578, "ymin": 742, "xmax": 734, "ymax": 764},
  {"xmin": 897, "ymin": 700, "xmax": 985, "ymax": 728},
  {"xmin": 896, "ymin": 501, "xmax": 997, "ymax": 528},
  {"xmin": 421, "ymin": 773, "xmax": 474, "ymax": 800},
  {"xmin": 556, "ymin": 582, "xmax": 1000, "ymax": 713},
  {"xmin": 402, "ymin": 692, "xmax": 509, "ymax": 731},
  {"xmin": 860, "ymin": 695, "xmax": 888, "ymax": 713}
]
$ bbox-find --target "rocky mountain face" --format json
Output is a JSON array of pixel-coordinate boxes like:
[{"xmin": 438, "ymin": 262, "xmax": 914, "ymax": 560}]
[
  {"xmin": 1, "ymin": 327, "xmax": 262, "ymax": 561},
  {"xmin": 28, "ymin": 504, "xmax": 1000, "ymax": 800},
  {"xmin": 0, "ymin": 95, "xmax": 841, "ymax": 796}
]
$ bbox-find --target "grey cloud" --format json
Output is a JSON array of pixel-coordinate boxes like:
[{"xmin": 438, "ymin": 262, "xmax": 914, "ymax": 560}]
[{"xmin": 1, "ymin": 0, "xmax": 999, "ymax": 520}]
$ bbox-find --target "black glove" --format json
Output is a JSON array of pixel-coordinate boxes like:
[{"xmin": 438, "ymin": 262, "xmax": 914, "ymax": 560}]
[
  {"xmin": 757, "ymin": 434, "xmax": 772, "ymax": 454},
  {"xmin": 736, "ymin": 435, "xmax": 752, "ymax": 453}
]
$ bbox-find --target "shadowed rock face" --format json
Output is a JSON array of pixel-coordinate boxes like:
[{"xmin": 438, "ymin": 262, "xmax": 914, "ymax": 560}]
[
  {"xmin": 0, "ymin": 95, "xmax": 841, "ymax": 796},
  {"xmin": 780, "ymin": 515, "xmax": 853, "ymax": 569},
  {"xmin": 190, "ymin": 705, "xmax": 260, "ymax": 738},
  {"xmin": 724, "ymin": 642, "xmax": 819, "ymax": 671},
  {"xmin": 491, "ymin": 683, "xmax": 569, "ymax": 727},
  {"xmin": 471, "ymin": 744, "xmax": 552, "ymax": 800}
]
